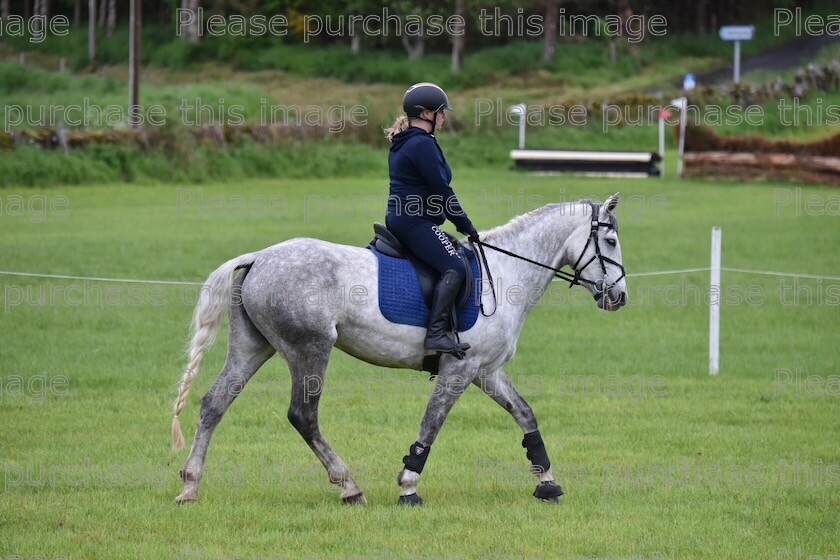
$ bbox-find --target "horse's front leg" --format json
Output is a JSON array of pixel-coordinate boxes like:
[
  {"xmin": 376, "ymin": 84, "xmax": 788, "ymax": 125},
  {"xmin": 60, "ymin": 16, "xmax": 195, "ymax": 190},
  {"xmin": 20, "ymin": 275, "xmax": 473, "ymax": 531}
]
[
  {"xmin": 396, "ymin": 360, "xmax": 479, "ymax": 506},
  {"xmin": 473, "ymin": 367, "xmax": 564, "ymax": 503}
]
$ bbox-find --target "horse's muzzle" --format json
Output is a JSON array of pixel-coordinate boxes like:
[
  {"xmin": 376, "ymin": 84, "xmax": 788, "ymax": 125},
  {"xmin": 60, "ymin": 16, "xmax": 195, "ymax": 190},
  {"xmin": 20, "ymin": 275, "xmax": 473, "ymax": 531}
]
[{"xmin": 595, "ymin": 281, "xmax": 627, "ymax": 311}]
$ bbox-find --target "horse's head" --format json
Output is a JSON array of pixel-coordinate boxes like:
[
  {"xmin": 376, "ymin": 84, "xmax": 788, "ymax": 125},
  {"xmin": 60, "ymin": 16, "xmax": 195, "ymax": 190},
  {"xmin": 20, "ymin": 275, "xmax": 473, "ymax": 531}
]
[{"xmin": 565, "ymin": 193, "xmax": 627, "ymax": 311}]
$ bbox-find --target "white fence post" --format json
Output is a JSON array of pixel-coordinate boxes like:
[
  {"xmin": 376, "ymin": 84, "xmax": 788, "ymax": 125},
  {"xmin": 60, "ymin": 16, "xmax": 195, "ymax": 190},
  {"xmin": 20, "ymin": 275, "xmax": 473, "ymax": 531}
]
[
  {"xmin": 670, "ymin": 97, "xmax": 687, "ymax": 177},
  {"xmin": 658, "ymin": 111, "xmax": 665, "ymax": 179},
  {"xmin": 709, "ymin": 227, "xmax": 722, "ymax": 375}
]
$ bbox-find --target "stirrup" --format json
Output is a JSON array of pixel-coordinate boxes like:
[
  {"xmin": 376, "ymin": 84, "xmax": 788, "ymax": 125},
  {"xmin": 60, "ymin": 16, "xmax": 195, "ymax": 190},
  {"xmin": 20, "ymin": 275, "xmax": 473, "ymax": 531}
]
[{"xmin": 424, "ymin": 341, "xmax": 470, "ymax": 359}]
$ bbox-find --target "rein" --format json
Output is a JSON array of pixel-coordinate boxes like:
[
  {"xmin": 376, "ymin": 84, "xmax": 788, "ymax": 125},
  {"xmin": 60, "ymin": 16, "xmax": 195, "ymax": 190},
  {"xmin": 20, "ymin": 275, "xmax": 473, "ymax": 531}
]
[{"xmin": 470, "ymin": 203, "xmax": 625, "ymax": 317}]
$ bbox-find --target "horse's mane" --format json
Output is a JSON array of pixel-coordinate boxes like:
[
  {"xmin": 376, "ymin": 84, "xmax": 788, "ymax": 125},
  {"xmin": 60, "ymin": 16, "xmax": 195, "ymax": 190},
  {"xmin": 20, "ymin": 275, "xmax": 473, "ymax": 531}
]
[{"xmin": 482, "ymin": 198, "xmax": 617, "ymax": 240}]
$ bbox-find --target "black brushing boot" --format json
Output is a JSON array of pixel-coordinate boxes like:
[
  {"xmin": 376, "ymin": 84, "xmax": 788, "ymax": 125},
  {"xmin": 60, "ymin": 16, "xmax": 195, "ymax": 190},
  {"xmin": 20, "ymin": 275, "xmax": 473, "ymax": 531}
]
[{"xmin": 424, "ymin": 269, "xmax": 470, "ymax": 358}]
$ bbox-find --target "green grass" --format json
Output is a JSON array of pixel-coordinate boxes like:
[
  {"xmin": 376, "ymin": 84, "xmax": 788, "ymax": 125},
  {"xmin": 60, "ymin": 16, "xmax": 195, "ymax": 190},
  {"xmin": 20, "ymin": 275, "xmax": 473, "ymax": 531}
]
[
  {"xmin": 3, "ymin": 7, "xmax": 839, "ymax": 188},
  {"xmin": 0, "ymin": 60, "xmax": 276, "ymax": 128},
  {"xmin": 690, "ymin": 89, "xmax": 840, "ymax": 141},
  {"xmin": 0, "ymin": 59, "xmax": 686, "ymax": 186},
  {"xmin": 1, "ymin": 172, "xmax": 838, "ymax": 559},
  {"xmin": 0, "ymin": 137, "xmax": 389, "ymax": 187}
]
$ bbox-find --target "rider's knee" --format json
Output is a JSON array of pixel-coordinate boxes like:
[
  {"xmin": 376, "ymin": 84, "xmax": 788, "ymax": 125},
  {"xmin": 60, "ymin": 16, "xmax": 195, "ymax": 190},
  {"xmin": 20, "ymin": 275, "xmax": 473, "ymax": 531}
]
[{"xmin": 443, "ymin": 263, "xmax": 466, "ymax": 285}]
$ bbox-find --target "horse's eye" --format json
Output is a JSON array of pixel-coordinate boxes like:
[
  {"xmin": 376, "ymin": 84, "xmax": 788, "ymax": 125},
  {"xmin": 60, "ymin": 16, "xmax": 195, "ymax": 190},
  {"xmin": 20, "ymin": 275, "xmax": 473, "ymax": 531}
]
[{"xmin": 606, "ymin": 239, "xmax": 617, "ymax": 248}]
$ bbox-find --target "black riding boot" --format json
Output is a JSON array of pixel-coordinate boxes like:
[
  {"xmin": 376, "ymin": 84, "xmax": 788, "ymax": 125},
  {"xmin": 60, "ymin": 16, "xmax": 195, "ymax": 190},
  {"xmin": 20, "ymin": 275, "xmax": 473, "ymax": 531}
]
[{"xmin": 424, "ymin": 269, "xmax": 470, "ymax": 358}]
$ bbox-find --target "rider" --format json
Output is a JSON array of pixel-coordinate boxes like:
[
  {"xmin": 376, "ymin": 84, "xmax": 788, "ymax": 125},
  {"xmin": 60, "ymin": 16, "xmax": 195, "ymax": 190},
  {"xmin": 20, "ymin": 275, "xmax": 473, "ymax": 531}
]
[{"xmin": 384, "ymin": 82, "xmax": 480, "ymax": 358}]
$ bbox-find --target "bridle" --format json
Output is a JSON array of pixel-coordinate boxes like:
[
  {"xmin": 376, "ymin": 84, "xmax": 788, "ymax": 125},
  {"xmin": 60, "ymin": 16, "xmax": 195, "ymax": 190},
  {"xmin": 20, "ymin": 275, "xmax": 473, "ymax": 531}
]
[
  {"xmin": 471, "ymin": 203, "xmax": 626, "ymax": 316},
  {"xmin": 569, "ymin": 203, "xmax": 626, "ymax": 290}
]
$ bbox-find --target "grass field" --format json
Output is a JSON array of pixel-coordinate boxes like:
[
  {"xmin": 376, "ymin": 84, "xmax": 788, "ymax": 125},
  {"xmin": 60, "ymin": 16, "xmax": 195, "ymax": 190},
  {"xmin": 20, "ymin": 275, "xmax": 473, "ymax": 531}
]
[
  {"xmin": 3, "ymin": 30, "xmax": 839, "ymax": 188},
  {"xmin": 1, "ymin": 172, "xmax": 839, "ymax": 559}
]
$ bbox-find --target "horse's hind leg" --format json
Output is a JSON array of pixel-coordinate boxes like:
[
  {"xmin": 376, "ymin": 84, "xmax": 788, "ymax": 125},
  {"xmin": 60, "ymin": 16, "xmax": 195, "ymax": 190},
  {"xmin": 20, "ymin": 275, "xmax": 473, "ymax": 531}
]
[
  {"xmin": 473, "ymin": 367, "xmax": 563, "ymax": 502},
  {"xmin": 176, "ymin": 299, "xmax": 275, "ymax": 504},
  {"xmin": 279, "ymin": 332, "xmax": 366, "ymax": 504}
]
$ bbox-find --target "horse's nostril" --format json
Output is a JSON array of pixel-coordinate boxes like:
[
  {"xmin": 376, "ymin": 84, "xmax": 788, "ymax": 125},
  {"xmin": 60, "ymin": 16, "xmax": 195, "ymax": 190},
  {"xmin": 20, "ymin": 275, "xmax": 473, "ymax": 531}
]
[{"xmin": 618, "ymin": 292, "xmax": 626, "ymax": 305}]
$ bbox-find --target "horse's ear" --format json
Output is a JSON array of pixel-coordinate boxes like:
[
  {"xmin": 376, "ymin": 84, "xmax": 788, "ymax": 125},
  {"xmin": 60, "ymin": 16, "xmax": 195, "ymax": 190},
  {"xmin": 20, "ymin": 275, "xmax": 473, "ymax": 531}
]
[{"xmin": 604, "ymin": 192, "xmax": 620, "ymax": 213}]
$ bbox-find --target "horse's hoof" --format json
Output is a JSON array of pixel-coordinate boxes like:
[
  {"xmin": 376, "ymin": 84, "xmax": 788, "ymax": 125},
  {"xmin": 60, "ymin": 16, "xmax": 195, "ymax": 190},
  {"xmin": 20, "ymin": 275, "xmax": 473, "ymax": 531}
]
[
  {"xmin": 342, "ymin": 493, "xmax": 368, "ymax": 506},
  {"xmin": 533, "ymin": 481, "xmax": 563, "ymax": 503},
  {"xmin": 398, "ymin": 493, "xmax": 424, "ymax": 506},
  {"xmin": 175, "ymin": 489, "xmax": 198, "ymax": 504}
]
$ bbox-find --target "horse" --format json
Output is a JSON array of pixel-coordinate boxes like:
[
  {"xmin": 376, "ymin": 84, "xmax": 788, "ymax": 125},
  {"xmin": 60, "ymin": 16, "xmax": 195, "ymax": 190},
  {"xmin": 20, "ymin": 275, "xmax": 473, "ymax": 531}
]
[{"xmin": 171, "ymin": 193, "xmax": 627, "ymax": 505}]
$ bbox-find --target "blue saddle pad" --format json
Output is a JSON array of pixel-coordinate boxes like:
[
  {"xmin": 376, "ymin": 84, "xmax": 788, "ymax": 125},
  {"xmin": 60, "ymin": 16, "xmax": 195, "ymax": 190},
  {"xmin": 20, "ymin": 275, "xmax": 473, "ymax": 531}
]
[{"xmin": 369, "ymin": 246, "xmax": 481, "ymax": 332}]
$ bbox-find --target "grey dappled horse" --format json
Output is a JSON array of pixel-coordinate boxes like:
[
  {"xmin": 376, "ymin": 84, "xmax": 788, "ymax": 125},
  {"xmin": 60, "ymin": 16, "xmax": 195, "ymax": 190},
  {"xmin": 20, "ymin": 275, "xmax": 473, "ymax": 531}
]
[{"xmin": 171, "ymin": 194, "xmax": 627, "ymax": 505}]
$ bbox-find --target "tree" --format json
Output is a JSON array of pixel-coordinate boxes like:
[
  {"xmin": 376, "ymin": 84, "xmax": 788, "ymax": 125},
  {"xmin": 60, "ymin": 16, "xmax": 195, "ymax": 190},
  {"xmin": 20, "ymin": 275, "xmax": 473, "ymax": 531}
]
[
  {"xmin": 345, "ymin": 0, "xmax": 373, "ymax": 54},
  {"xmin": 451, "ymin": 0, "xmax": 465, "ymax": 71},
  {"xmin": 2, "ymin": 0, "xmax": 11, "ymax": 20},
  {"xmin": 128, "ymin": 0, "xmax": 143, "ymax": 127},
  {"xmin": 696, "ymin": 0, "xmax": 707, "ymax": 34},
  {"xmin": 181, "ymin": 0, "xmax": 201, "ymax": 43},
  {"xmin": 615, "ymin": 0, "xmax": 639, "ymax": 58},
  {"xmin": 128, "ymin": 0, "xmax": 141, "ymax": 127},
  {"xmin": 32, "ymin": 0, "xmax": 49, "ymax": 35},
  {"xmin": 392, "ymin": 0, "xmax": 449, "ymax": 60},
  {"xmin": 88, "ymin": 0, "xmax": 96, "ymax": 65},
  {"xmin": 107, "ymin": 0, "xmax": 116, "ymax": 35},
  {"xmin": 542, "ymin": 0, "xmax": 559, "ymax": 63}
]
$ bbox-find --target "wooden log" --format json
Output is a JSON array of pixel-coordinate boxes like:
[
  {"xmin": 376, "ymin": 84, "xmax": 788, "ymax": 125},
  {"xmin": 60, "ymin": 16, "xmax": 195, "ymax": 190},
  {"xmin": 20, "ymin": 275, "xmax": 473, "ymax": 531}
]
[
  {"xmin": 684, "ymin": 151, "xmax": 840, "ymax": 184},
  {"xmin": 684, "ymin": 151, "xmax": 840, "ymax": 173}
]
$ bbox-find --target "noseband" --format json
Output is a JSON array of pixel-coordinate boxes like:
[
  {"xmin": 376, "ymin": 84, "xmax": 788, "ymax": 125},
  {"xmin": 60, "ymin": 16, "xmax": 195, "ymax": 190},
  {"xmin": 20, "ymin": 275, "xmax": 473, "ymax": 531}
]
[{"xmin": 472, "ymin": 203, "xmax": 626, "ymax": 316}]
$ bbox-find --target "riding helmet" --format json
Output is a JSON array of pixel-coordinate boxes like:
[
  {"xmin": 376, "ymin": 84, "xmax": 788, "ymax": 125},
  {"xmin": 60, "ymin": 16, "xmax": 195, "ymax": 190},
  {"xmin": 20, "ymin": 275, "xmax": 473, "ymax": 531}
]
[{"xmin": 402, "ymin": 82, "xmax": 452, "ymax": 117}]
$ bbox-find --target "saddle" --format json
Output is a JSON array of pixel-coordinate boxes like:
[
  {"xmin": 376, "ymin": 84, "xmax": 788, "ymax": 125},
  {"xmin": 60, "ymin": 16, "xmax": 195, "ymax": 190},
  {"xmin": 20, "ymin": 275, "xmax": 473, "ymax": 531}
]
[{"xmin": 368, "ymin": 223, "xmax": 473, "ymax": 310}]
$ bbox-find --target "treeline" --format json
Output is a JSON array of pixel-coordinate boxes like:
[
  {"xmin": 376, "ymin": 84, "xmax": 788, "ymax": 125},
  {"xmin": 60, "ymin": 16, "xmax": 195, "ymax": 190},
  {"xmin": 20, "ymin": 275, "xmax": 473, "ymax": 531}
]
[{"xmin": 0, "ymin": 0, "xmax": 823, "ymax": 69}]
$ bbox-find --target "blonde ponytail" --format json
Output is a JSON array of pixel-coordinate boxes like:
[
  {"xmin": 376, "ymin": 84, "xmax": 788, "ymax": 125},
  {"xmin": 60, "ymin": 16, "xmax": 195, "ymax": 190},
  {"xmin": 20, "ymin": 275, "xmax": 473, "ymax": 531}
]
[{"xmin": 384, "ymin": 115, "xmax": 411, "ymax": 142}]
